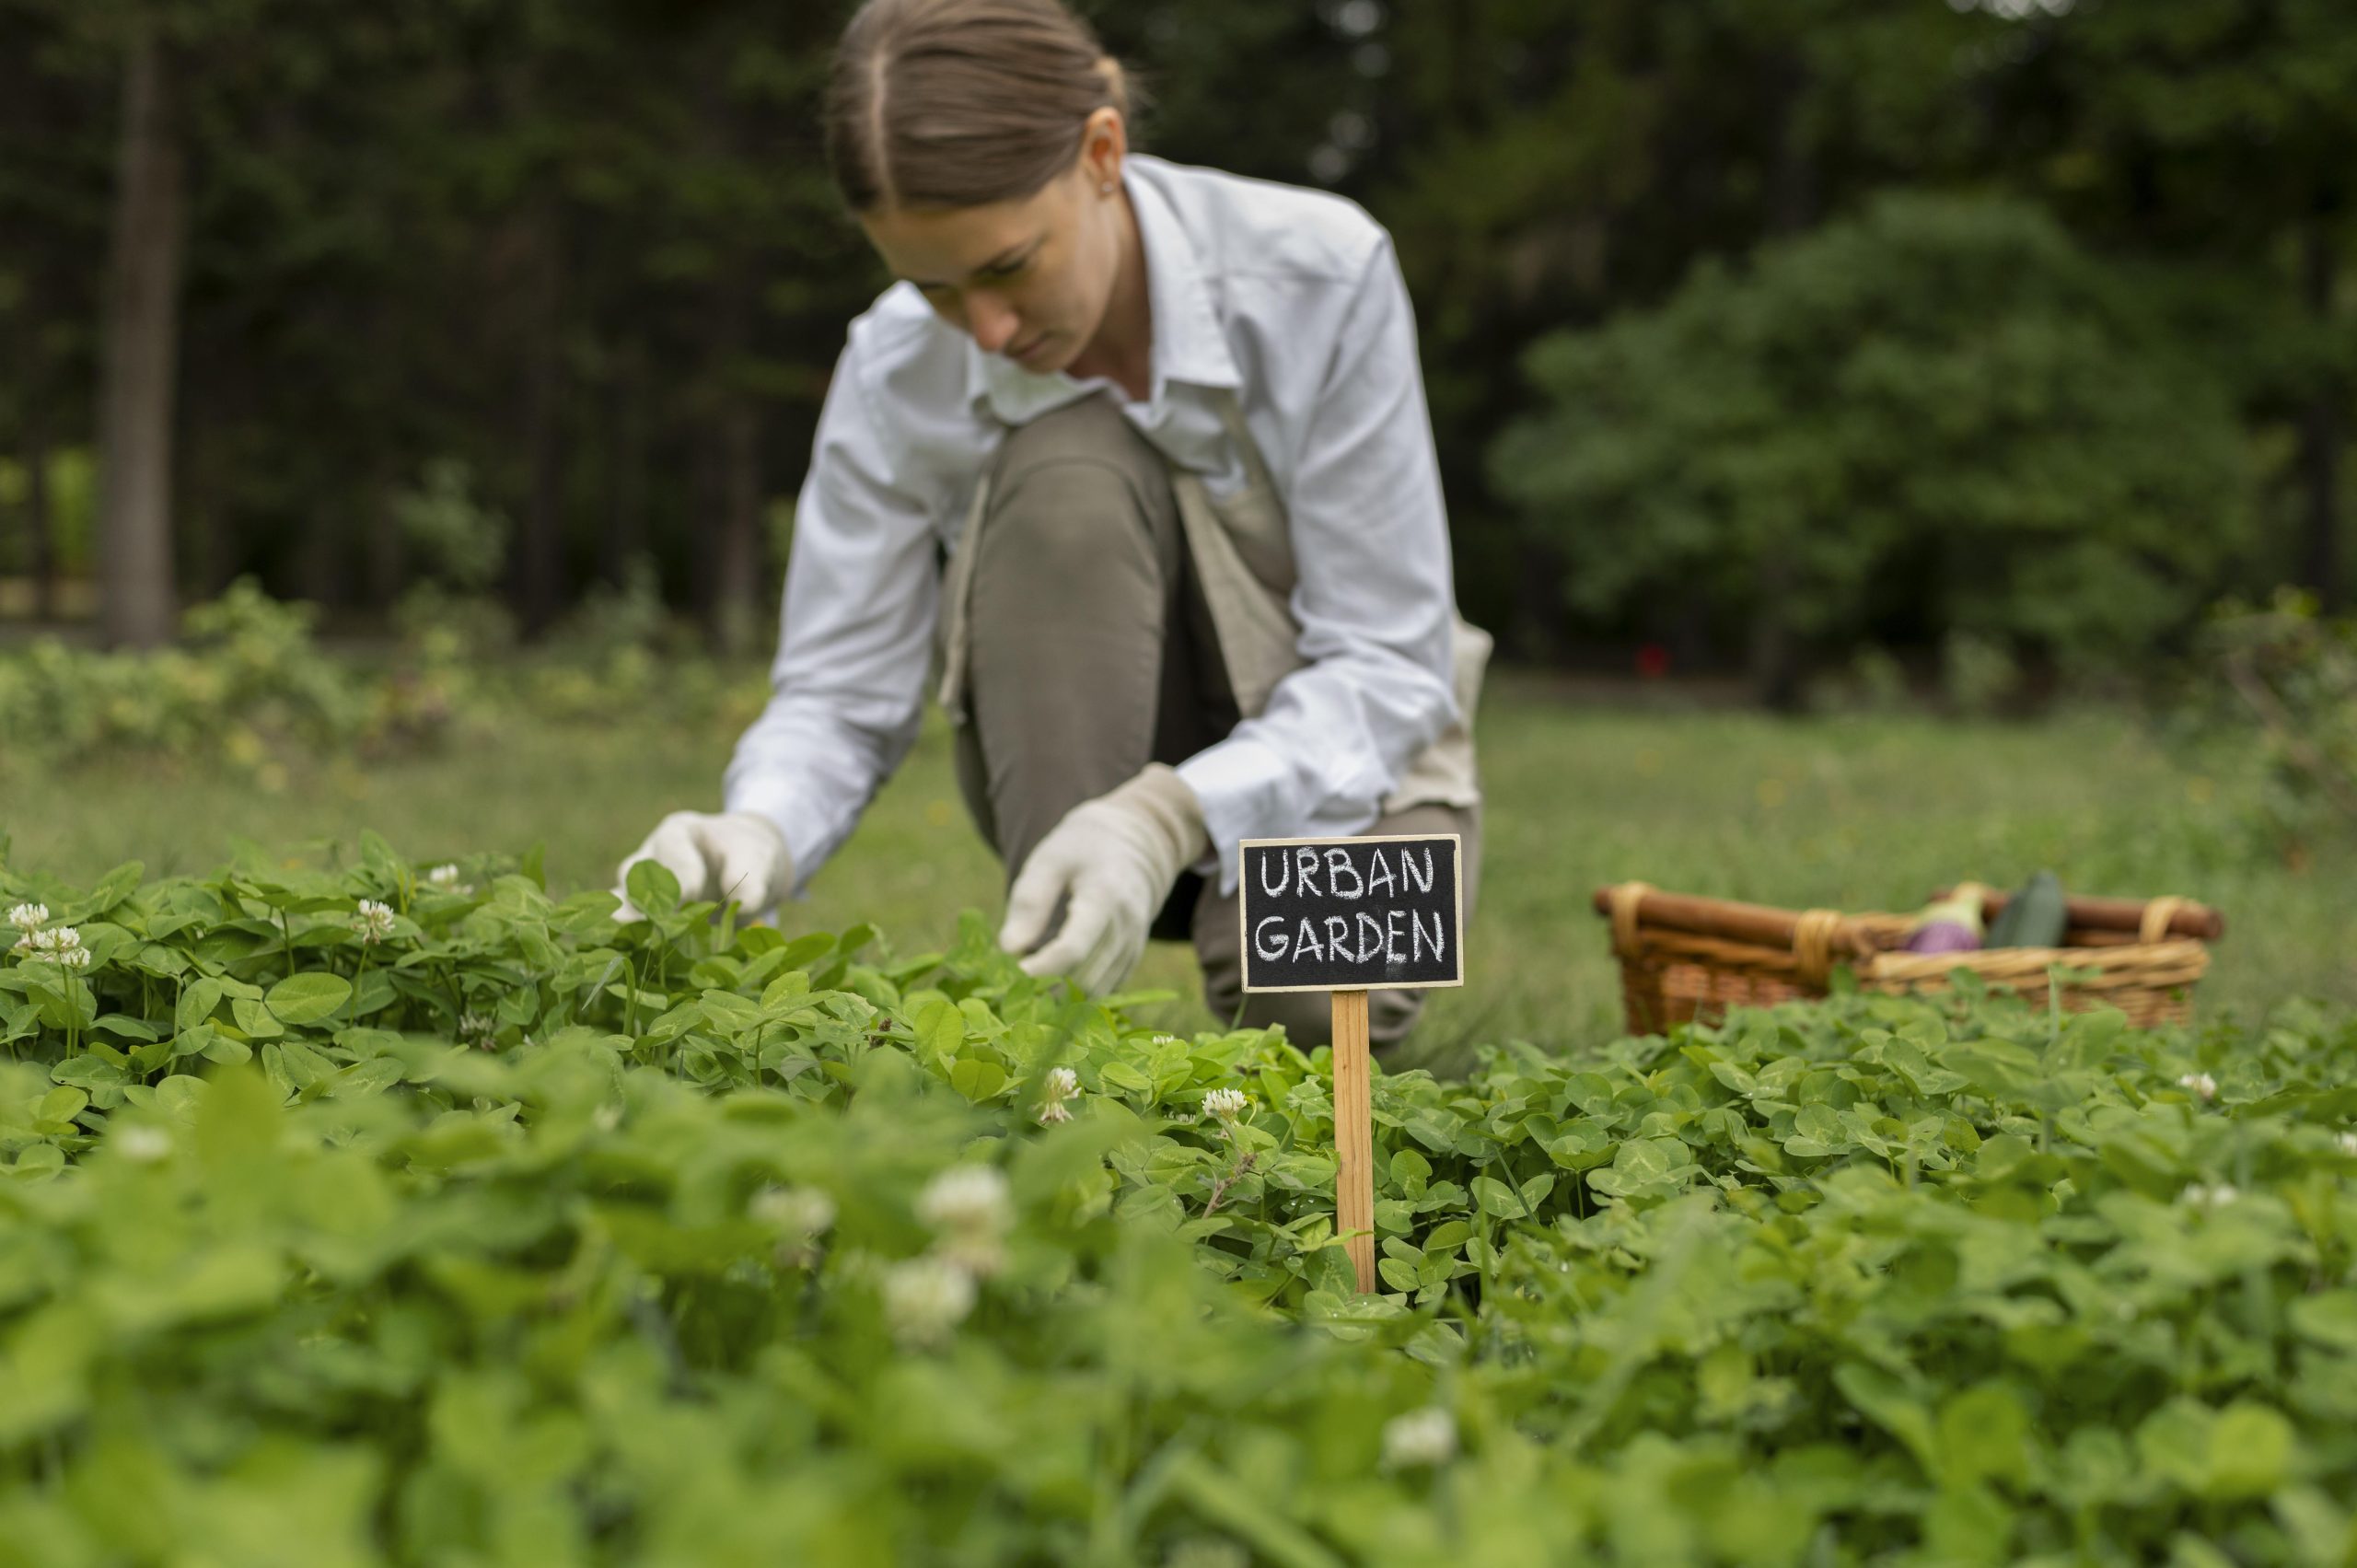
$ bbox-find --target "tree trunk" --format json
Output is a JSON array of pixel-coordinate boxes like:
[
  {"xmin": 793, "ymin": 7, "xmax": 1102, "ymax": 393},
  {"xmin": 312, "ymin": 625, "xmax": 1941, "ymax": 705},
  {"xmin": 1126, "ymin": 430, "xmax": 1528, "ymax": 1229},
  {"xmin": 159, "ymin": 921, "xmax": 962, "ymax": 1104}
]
[
  {"xmin": 1750, "ymin": 549, "xmax": 1803, "ymax": 711},
  {"xmin": 363, "ymin": 470, "xmax": 407, "ymax": 617},
  {"xmin": 512, "ymin": 206, "xmax": 567, "ymax": 636},
  {"xmin": 1767, "ymin": 52, "xmax": 1817, "ymax": 239},
  {"xmin": 604, "ymin": 332, "xmax": 648, "ymax": 587},
  {"xmin": 2299, "ymin": 197, "xmax": 2343, "ymax": 611},
  {"xmin": 714, "ymin": 395, "xmax": 762, "ymax": 657},
  {"xmin": 95, "ymin": 23, "xmax": 186, "ymax": 648}
]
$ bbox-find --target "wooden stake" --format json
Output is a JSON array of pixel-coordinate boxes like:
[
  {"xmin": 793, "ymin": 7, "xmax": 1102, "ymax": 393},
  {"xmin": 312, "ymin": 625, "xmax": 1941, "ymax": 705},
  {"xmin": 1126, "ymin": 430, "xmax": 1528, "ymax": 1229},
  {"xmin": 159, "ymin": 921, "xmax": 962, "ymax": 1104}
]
[{"xmin": 1331, "ymin": 987, "xmax": 1376, "ymax": 1293}]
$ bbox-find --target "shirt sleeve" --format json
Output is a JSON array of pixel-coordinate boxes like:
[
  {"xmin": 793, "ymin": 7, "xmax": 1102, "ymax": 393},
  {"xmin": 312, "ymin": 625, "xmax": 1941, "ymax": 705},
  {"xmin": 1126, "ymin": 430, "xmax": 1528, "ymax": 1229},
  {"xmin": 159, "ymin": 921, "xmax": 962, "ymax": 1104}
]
[
  {"xmin": 1174, "ymin": 235, "xmax": 1462, "ymax": 896},
  {"xmin": 722, "ymin": 347, "xmax": 942, "ymax": 898}
]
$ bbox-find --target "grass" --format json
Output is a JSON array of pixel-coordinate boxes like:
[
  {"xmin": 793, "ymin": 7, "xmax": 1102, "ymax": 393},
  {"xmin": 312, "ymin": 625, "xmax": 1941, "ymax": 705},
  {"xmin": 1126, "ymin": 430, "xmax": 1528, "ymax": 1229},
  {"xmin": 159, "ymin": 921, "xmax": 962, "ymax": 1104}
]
[{"xmin": 6, "ymin": 670, "xmax": 2349, "ymax": 1073}]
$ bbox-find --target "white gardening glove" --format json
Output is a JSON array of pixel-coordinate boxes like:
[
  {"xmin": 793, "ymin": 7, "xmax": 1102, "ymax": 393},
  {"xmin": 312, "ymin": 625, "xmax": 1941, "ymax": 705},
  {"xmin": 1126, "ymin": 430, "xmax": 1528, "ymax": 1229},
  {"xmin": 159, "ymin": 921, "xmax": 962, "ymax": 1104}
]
[
  {"xmin": 614, "ymin": 810, "xmax": 795, "ymax": 921},
  {"xmin": 999, "ymin": 763, "xmax": 1209, "ymax": 996}
]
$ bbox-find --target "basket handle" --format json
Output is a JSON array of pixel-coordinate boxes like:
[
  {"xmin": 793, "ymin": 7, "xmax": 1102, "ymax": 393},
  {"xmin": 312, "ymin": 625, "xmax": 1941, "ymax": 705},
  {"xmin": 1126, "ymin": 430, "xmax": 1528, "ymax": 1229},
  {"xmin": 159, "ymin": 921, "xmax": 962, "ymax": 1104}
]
[
  {"xmin": 1792, "ymin": 908, "xmax": 1847, "ymax": 987},
  {"xmin": 1595, "ymin": 883, "xmax": 1868, "ymax": 967},
  {"xmin": 1933, "ymin": 886, "xmax": 2224, "ymax": 943},
  {"xmin": 1607, "ymin": 881, "xmax": 1655, "ymax": 958},
  {"xmin": 2138, "ymin": 896, "xmax": 2189, "ymax": 945}
]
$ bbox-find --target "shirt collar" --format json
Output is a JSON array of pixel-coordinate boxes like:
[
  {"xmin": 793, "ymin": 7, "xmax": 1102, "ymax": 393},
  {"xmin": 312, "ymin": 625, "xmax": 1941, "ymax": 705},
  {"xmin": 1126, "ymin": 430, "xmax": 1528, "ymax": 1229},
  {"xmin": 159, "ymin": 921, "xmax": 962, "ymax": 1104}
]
[{"xmin": 967, "ymin": 157, "xmax": 1242, "ymax": 424}]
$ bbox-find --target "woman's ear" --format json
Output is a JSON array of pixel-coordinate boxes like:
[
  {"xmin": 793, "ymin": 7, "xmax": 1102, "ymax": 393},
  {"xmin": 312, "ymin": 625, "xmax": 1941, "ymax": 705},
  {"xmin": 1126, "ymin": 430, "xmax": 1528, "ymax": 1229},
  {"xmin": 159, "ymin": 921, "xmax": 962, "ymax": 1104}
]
[{"xmin": 1079, "ymin": 105, "xmax": 1127, "ymax": 192}]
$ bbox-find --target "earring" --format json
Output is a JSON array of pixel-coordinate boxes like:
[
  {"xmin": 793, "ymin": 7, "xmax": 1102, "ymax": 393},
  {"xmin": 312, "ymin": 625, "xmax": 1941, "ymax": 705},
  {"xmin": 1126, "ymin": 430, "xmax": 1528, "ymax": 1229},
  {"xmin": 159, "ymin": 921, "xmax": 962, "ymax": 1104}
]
[{"xmin": 1100, "ymin": 181, "xmax": 1114, "ymax": 194}]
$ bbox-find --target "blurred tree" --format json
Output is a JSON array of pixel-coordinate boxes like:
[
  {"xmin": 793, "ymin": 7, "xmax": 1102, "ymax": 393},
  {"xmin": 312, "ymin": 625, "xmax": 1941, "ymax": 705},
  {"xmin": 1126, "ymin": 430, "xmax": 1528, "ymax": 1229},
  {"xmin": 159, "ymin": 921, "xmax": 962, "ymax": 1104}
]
[
  {"xmin": 1492, "ymin": 194, "xmax": 2255, "ymax": 704},
  {"xmin": 0, "ymin": 3, "xmax": 103, "ymax": 619},
  {"xmin": 0, "ymin": 0, "xmax": 2345, "ymax": 687},
  {"xmin": 1337, "ymin": 0, "xmax": 2008, "ymax": 658},
  {"xmin": 2000, "ymin": 0, "xmax": 2357, "ymax": 609},
  {"xmin": 89, "ymin": 5, "xmax": 190, "ymax": 646}
]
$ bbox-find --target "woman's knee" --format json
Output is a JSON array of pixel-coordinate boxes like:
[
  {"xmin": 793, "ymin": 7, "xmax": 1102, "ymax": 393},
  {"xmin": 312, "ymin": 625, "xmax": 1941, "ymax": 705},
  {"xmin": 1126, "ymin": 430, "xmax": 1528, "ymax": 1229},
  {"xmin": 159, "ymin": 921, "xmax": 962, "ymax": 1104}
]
[{"xmin": 983, "ymin": 401, "xmax": 1176, "ymax": 581}]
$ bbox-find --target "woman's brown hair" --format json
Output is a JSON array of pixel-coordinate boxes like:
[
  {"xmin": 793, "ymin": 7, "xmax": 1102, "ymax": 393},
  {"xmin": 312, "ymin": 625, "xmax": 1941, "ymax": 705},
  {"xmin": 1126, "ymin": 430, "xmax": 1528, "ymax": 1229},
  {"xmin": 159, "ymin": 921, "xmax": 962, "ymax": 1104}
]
[{"xmin": 825, "ymin": 0, "xmax": 1134, "ymax": 213}]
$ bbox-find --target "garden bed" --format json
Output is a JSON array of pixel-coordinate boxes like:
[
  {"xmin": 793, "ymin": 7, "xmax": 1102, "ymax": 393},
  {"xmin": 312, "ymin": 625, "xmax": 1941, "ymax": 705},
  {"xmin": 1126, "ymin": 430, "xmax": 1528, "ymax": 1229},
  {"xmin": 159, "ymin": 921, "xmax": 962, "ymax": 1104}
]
[{"xmin": 1, "ymin": 844, "xmax": 2353, "ymax": 1563}]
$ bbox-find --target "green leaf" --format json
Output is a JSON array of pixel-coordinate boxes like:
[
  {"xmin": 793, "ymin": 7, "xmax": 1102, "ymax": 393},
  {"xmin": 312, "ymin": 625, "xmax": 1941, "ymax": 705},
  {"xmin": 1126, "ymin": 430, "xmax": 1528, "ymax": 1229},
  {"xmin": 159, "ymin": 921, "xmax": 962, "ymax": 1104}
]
[
  {"xmin": 911, "ymin": 998, "xmax": 963, "ymax": 1064},
  {"xmin": 696, "ymin": 990, "xmax": 761, "ymax": 1035},
  {"xmin": 8, "ymin": 1144, "xmax": 65, "ymax": 1183},
  {"xmin": 1938, "ymin": 1384, "xmax": 2030, "ymax": 1488},
  {"xmin": 1099, "ymin": 1061, "xmax": 1153, "ymax": 1094},
  {"xmin": 2288, "ymin": 1291, "xmax": 2357, "ymax": 1353},
  {"xmin": 1835, "ymin": 1363, "xmax": 1937, "ymax": 1471},
  {"xmin": 36, "ymin": 1086, "xmax": 88, "ymax": 1125},
  {"xmin": 948, "ymin": 1057, "xmax": 1007, "ymax": 1103},
  {"xmin": 278, "ymin": 1039, "xmax": 337, "ymax": 1090},
  {"xmin": 1422, "ymin": 1219, "xmax": 1472, "ymax": 1253},
  {"xmin": 624, "ymin": 860, "xmax": 681, "ymax": 920},
  {"xmin": 265, "ymin": 972, "xmax": 354, "ymax": 1027},
  {"xmin": 2204, "ymin": 1402, "xmax": 2295, "ymax": 1502},
  {"xmin": 1471, "ymin": 1175, "xmax": 1525, "ymax": 1217}
]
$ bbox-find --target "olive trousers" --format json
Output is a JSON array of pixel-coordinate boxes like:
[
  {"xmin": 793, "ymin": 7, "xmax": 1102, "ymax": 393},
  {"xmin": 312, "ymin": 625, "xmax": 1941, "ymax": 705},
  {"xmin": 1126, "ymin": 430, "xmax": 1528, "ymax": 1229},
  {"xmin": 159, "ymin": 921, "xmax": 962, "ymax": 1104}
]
[{"xmin": 948, "ymin": 395, "xmax": 1482, "ymax": 1052}]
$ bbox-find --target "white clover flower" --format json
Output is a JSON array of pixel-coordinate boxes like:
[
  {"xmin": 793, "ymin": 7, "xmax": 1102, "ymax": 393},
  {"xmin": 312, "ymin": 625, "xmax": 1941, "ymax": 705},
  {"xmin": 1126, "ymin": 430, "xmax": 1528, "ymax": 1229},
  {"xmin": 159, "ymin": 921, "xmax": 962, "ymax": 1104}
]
[
  {"xmin": 351, "ymin": 900, "xmax": 397, "ymax": 945},
  {"xmin": 1037, "ymin": 1065, "xmax": 1081, "ymax": 1125},
  {"xmin": 936, "ymin": 1230, "xmax": 1008, "ymax": 1279},
  {"xmin": 6, "ymin": 903, "xmax": 49, "ymax": 933},
  {"xmin": 1381, "ymin": 1407, "xmax": 1458, "ymax": 1469},
  {"xmin": 425, "ymin": 864, "xmax": 463, "ymax": 890},
  {"xmin": 2340, "ymin": 1132, "xmax": 2357, "ymax": 1157},
  {"xmin": 917, "ymin": 1165, "xmax": 1012, "ymax": 1236},
  {"xmin": 2179, "ymin": 1183, "xmax": 2240, "ymax": 1209},
  {"xmin": 2177, "ymin": 1072, "xmax": 2218, "ymax": 1100},
  {"xmin": 1203, "ymin": 1086, "xmax": 1250, "ymax": 1125},
  {"xmin": 115, "ymin": 1125, "xmax": 172, "ymax": 1163},
  {"xmin": 918, "ymin": 1165, "xmax": 1013, "ymax": 1278},
  {"xmin": 20, "ymin": 925, "xmax": 89, "ymax": 968},
  {"xmin": 883, "ymin": 1256, "xmax": 977, "ymax": 1347},
  {"xmin": 458, "ymin": 1011, "xmax": 493, "ymax": 1045},
  {"xmin": 752, "ymin": 1185, "xmax": 836, "ymax": 1239}
]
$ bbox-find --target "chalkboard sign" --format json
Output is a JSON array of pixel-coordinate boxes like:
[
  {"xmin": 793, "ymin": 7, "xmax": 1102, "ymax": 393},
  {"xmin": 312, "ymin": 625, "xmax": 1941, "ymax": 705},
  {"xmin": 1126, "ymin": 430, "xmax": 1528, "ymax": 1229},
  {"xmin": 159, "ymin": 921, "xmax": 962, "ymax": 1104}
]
[{"xmin": 1237, "ymin": 833, "xmax": 1464, "ymax": 993}]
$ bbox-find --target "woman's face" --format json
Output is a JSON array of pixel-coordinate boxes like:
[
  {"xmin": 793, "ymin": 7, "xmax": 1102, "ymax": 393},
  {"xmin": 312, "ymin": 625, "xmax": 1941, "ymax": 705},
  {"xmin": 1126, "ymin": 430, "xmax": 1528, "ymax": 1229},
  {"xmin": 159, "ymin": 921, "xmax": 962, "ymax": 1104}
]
[{"xmin": 858, "ymin": 110, "xmax": 1128, "ymax": 377}]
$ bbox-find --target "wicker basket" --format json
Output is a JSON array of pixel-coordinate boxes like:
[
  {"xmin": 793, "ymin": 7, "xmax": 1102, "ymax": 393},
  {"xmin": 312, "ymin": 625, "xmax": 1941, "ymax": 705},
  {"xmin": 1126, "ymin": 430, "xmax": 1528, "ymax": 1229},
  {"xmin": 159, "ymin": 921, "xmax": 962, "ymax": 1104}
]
[{"xmin": 1592, "ymin": 882, "xmax": 2224, "ymax": 1035}]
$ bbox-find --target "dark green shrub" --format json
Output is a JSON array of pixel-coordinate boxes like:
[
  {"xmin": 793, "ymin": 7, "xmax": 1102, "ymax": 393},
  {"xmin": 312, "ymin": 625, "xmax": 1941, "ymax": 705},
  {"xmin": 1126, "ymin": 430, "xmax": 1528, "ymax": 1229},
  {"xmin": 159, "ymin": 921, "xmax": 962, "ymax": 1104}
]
[{"xmin": 1493, "ymin": 194, "xmax": 2256, "ymax": 702}]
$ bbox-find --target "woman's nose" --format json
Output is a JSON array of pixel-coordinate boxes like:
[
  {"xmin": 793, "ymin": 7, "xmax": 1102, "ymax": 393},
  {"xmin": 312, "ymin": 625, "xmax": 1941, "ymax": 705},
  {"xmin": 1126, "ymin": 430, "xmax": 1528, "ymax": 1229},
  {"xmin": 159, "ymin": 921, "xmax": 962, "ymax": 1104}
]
[{"xmin": 966, "ymin": 294, "xmax": 1021, "ymax": 354}]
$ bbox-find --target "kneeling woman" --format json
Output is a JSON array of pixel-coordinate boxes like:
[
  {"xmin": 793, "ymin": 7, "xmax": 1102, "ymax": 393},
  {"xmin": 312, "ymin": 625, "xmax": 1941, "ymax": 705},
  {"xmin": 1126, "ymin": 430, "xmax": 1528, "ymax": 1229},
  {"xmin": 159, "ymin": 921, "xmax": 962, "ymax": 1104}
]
[{"xmin": 619, "ymin": 0, "xmax": 1488, "ymax": 1051}]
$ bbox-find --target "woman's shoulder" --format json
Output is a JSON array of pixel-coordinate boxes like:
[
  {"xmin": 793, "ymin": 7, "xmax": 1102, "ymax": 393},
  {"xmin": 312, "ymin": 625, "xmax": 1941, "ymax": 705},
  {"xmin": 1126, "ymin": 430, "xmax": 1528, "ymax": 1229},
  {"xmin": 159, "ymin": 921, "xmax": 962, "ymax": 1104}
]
[
  {"xmin": 841, "ymin": 283, "xmax": 966, "ymax": 389},
  {"xmin": 1129, "ymin": 154, "xmax": 1390, "ymax": 285},
  {"xmin": 826, "ymin": 285, "xmax": 992, "ymax": 479}
]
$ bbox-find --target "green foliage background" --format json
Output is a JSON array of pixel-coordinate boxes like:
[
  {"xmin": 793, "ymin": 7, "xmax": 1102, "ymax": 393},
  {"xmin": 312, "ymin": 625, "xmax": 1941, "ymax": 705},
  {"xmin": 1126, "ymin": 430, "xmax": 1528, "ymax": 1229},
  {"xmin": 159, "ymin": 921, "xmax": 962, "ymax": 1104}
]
[
  {"xmin": 1496, "ymin": 195, "xmax": 2258, "ymax": 695},
  {"xmin": 2, "ymin": 0, "xmax": 2352, "ymax": 673}
]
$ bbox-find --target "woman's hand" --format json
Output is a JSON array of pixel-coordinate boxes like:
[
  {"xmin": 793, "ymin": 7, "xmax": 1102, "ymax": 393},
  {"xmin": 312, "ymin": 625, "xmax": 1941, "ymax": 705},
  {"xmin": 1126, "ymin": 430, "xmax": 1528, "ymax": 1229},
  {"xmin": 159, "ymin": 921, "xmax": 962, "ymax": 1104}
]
[
  {"xmin": 614, "ymin": 811, "xmax": 795, "ymax": 921},
  {"xmin": 998, "ymin": 764, "xmax": 1209, "ymax": 996}
]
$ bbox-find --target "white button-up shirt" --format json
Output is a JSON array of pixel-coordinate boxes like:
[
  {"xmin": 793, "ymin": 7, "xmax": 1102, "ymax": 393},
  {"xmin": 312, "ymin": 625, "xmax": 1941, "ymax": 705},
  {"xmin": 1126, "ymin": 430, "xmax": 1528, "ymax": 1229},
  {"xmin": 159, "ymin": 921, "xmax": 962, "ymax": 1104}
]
[{"xmin": 724, "ymin": 153, "xmax": 1463, "ymax": 900}]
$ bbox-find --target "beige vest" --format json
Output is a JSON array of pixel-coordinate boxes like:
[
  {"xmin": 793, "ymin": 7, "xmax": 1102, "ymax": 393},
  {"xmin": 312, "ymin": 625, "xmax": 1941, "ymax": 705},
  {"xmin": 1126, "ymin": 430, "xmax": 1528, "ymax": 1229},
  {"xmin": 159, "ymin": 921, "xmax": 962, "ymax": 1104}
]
[{"xmin": 937, "ymin": 393, "xmax": 1488, "ymax": 814}]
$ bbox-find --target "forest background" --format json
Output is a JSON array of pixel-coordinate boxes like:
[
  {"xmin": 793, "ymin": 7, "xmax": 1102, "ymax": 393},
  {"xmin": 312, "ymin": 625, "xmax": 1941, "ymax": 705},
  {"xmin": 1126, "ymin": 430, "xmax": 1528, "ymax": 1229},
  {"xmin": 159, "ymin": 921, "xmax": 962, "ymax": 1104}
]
[{"xmin": 3, "ymin": 0, "xmax": 2351, "ymax": 707}]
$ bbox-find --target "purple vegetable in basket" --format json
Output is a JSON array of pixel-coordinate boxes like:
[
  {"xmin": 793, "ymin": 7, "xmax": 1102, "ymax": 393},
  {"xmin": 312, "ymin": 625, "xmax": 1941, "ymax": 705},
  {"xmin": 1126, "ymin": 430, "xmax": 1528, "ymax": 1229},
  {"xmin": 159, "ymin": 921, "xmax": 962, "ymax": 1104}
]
[{"xmin": 1902, "ymin": 885, "xmax": 1987, "ymax": 955}]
